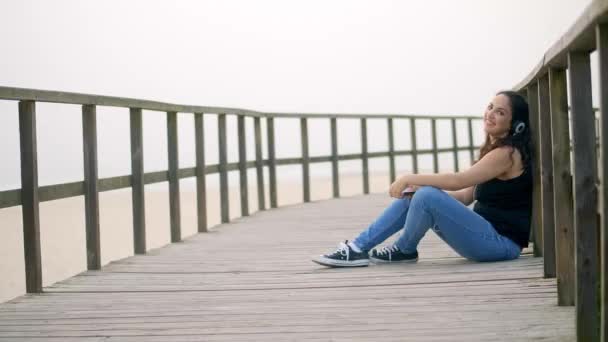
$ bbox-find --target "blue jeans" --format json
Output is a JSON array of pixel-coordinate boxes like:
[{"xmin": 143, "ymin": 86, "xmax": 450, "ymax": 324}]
[{"xmin": 353, "ymin": 186, "xmax": 521, "ymax": 262}]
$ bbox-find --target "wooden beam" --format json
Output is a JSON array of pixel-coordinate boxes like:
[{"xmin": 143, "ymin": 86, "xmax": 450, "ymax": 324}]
[
  {"xmin": 387, "ymin": 118, "xmax": 396, "ymax": 182},
  {"xmin": 237, "ymin": 115, "xmax": 249, "ymax": 216},
  {"xmin": 19, "ymin": 100, "xmax": 42, "ymax": 293},
  {"xmin": 361, "ymin": 118, "xmax": 369, "ymax": 194},
  {"xmin": 331, "ymin": 118, "xmax": 339, "ymax": 197},
  {"xmin": 194, "ymin": 113, "xmax": 207, "ymax": 233},
  {"xmin": 130, "ymin": 108, "xmax": 146, "ymax": 254},
  {"xmin": 568, "ymin": 50, "xmax": 599, "ymax": 342},
  {"xmin": 549, "ymin": 67, "xmax": 575, "ymax": 306},
  {"xmin": 467, "ymin": 118, "xmax": 475, "ymax": 165},
  {"xmin": 451, "ymin": 118, "xmax": 459, "ymax": 172},
  {"xmin": 218, "ymin": 113, "xmax": 229, "ymax": 222},
  {"xmin": 300, "ymin": 118, "xmax": 311, "ymax": 202},
  {"xmin": 538, "ymin": 74, "xmax": 556, "ymax": 278},
  {"xmin": 167, "ymin": 111, "xmax": 181, "ymax": 242},
  {"xmin": 597, "ymin": 22, "xmax": 608, "ymax": 341},
  {"xmin": 431, "ymin": 119, "xmax": 438, "ymax": 173},
  {"xmin": 410, "ymin": 118, "xmax": 418, "ymax": 173},
  {"xmin": 527, "ymin": 84, "xmax": 543, "ymax": 257},
  {"xmin": 254, "ymin": 117, "xmax": 265, "ymax": 210},
  {"xmin": 267, "ymin": 117, "xmax": 277, "ymax": 208},
  {"xmin": 82, "ymin": 104, "xmax": 101, "ymax": 270}
]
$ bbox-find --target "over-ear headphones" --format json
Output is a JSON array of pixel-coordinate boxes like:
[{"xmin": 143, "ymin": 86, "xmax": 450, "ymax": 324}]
[{"xmin": 512, "ymin": 120, "xmax": 526, "ymax": 135}]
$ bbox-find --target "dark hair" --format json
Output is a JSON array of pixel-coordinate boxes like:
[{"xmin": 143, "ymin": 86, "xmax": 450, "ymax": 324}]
[{"xmin": 477, "ymin": 90, "xmax": 532, "ymax": 170}]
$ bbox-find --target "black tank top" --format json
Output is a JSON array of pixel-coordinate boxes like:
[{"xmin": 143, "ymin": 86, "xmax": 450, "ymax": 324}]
[{"xmin": 473, "ymin": 162, "xmax": 533, "ymax": 248}]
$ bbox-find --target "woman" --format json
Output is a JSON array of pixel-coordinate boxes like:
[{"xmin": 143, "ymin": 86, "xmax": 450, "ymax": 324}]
[{"xmin": 313, "ymin": 91, "xmax": 532, "ymax": 267}]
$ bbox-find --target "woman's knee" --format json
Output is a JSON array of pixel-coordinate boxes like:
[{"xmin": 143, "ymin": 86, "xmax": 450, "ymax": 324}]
[{"xmin": 412, "ymin": 186, "xmax": 444, "ymax": 204}]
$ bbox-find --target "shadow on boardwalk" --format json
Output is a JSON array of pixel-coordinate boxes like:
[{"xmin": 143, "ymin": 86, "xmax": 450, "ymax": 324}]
[{"xmin": 0, "ymin": 194, "xmax": 574, "ymax": 341}]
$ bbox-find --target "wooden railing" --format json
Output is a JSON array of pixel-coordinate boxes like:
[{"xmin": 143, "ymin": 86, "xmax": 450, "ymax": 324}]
[
  {"xmin": 0, "ymin": 86, "xmax": 482, "ymax": 296},
  {"xmin": 513, "ymin": 0, "xmax": 608, "ymax": 340}
]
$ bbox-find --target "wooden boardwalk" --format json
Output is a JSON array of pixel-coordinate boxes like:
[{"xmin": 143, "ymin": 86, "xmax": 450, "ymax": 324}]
[{"xmin": 0, "ymin": 194, "xmax": 574, "ymax": 341}]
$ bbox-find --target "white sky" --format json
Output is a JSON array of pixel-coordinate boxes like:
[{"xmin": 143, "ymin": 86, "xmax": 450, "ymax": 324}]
[{"xmin": 0, "ymin": 0, "xmax": 593, "ymax": 188}]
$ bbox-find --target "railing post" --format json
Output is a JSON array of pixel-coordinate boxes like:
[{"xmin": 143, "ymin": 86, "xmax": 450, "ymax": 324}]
[
  {"xmin": 410, "ymin": 118, "xmax": 418, "ymax": 173},
  {"xmin": 194, "ymin": 113, "xmax": 207, "ymax": 232},
  {"xmin": 331, "ymin": 117, "xmax": 340, "ymax": 197},
  {"xmin": 451, "ymin": 118, "xmax": 459, "ymax": 172},
  {"xmin": 300, "ymin": 118, "xmax": 311, "ymax": 202},
  {"xmin": 218, "ymin": 113, "xmax": 229, "ymax": 222},
  {"xmin": 267, "ymin": 116, "xmax": 278, "ymax": 208},
  {"xmin": 237, "ymin": 115, "xmax": 249, "ymax": 216},
  {"xmin": 467, "ymin": 118, "xmax": 475, "ymax": 165},
  {"xmin": 130, "ymin": 108, "xmax": 146, "ymax": 254},
  {"xmin": 568, "ymin": 50, "xmax": 599, "ymax": 342},
  {"xmin": 19, "ymin": 100, "xmax": 42, "ymax": 293},
  {"xmin": 431, "ymin": 119, "xmax": 438, "ymax": 173},
  {"xmin": 548, "ymin": 67, "xmax": 575, "ymax": 306},
  {"xmin": 538, "ymin": 74, "xmax": 556, "ymax": 278},
  {"xmin": 527, "ymin": 84, "xmax": 543, "ymax": 257},
  {"xmin": 597, "ymin": 22, "xmax": 608, "ymax": 340},
  {"xmin": 82, "ymin": 104, "xmax": 101, "ymax": 270},
  {"xmin": 254, "ymin": 117, "xmax": 265, "ymax": 210},
  {"xmin": 387, "ymin": 118, "xmax": 396, "ymax": 182},
  {"xmin": 167, "ymin": 111, "xmax": 181, "ymax": 242},
  {"xmin": 361, "ymin": 118, "xmax": 369, "ymax": 194}
]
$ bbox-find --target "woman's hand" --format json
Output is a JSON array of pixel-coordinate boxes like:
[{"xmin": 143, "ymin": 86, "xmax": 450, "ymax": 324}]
[{"xmin": 389, "ymin": 176, "xmax": 413, "ymax": 199}]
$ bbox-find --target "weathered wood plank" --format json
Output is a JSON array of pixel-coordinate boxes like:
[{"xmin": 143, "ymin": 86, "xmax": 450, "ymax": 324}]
[
  {"xmin": 166, "ymin": 111, "xmax": 181, "ymax": 242},
  {"xmin": 451, "ymin": 118, "xmax": 459, "ymax": 172},
  {"xmin": 598, "ymin": 22, "xmax": 608, "ymax": 342},
  {"xmin": 548, "ymin": 67, "xmax": 575, "ymax": 306},
  {"xmin": 82, "ymin": 104, "xmax": 101, "ymax": 270},
  {"xmin": 330, "ymin": 117, "xmax": 339, "ymax": 197},
  {"xmin": 194, "ymin": 113, "xmax": 207, "ymax": 233},
  {"xmin": 527, "ymin": 84, "xmax": 543, "ymax": 258},
  {"xmin": 18, "ymin": 100, "xmax": 42, "ymax": 293},
  {"xmin": 267, "ymin": 117, "xmax": 277, "ymax": 208},
  {"xmin": 537, "ymin": 74, "xmax": 556, "ymax": 278},
  {"xmin": 431, "ymin": 119, "xmax": 438, "ymax": 173},
  {"xmin": 254, "ymin": 117, "xmax": 265, "ymax": 210},
  {"xmin": 361, "ymin": 118, "xmax": 369, "ymax": 194},
  {"xmin": 300, "ymin": 118, "xmax": 310, "ymax": 202},
  {"xmin": 237, "ymin": 115, "xmax": 249, "ymax": 216},
  {"xmin": 410, "ymin": 118, "xmax": 419, "ymax": 173},
  {"xmin": 218, "ymin": 113, "xmax": 229, "ymax": 222},
  {"xmin": 568, "ymin": 50, "xmax": 600, "ymax": 342},
  {"xmin": 130, "ymin": 108, "xmax": 146, "ymax": 254},
  {"xmin": 467, "ymin": 118, "xmax": 475, "ymax": 165},
  {"xmin": 387, "ymin": 118, "xmax": 396, "ymax": 182}
]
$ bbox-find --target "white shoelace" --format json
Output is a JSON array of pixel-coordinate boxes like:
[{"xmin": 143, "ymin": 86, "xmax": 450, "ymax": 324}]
[
  {"xmin": 378, "ymin": 245, "xmax": 400, "ymax": 259},
  {"xmin": 334, "ymin": 241, "xmax": 350, "ymax": 259}
]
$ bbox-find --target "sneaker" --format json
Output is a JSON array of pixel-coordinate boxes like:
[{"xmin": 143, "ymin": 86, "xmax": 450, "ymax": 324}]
[
  {"xmin": 312, "ymin": 240, "xmax": 370, "ymax": 267},
  {"xmin": 370, "ymin": 245, "xmax": 418, "ymax": 263}
]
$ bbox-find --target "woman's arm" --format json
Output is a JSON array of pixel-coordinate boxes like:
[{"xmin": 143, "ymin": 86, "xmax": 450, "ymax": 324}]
[
  {"xmin": 446, "ymin": 186, "xmax": 475, "ymax": 206},
  {"xmin": 389, "ymin": 146, "xmax": 514, "ymax": 198}
]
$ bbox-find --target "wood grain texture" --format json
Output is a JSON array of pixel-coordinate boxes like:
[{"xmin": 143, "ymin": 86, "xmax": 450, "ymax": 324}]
[
  {"xmin": 360, "ymin": 118, "xmax": 369, "ymax": 194},
  {"xmin": 237, "ymin": 116, "xmax": 249, "ymax": 217},
  {"xmin": 194, "ymin": 113, "xmax": 208, "ymax": 233},
  {"xmin": 300, "ymin": 118, "xmax": 310, "ymax": 203},
  {"xmin": 218, "ymin": 114, "xmax": 229, "ymax": 223},
  {"xmin": 130, "ymin": 108, "xmax": 146, "ymax": 254},
  {"xmin": 0, "ymin": 193, "xmax": 574, "ymax": 341},
  {"xmin": 330, "ymin": 118, "xmax": 339, "ymax": 197},
  {"xmin": 82, "ymin": 104, "xmax": 101, "ymax": 270},
  {"xmin": 167, "ymin": 111, "xmax": 181, "ymax": 242},
  {"xmin": 527, "ymin": 85, "xmax": 543, "ymax": 258}
]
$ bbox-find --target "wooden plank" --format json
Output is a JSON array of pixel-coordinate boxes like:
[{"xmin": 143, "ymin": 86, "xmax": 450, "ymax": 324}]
[
  {"xmin": 130, "ymin": 108, "xmax": 146, "ymax": 254},
  {"xmin": 254, "ymin": 117, "xmax": 265, "ymax": 210},
  {"xmin": 431, "ymin": 119, "xmax": 438, "ymax": 173},
  {"xmin": 194, "ymin": 113, "xmax": 207, "ymax": 233},
  {"xmin": 82, "ymin": 104, "xmax": 101, "ymax": 270},
  {"xmin": 361, "ymin": 118, "xmax": 369, "ymax": 194},
  {"xmin": 467, "ymin": 118, "xmax": 475, "ymax": 165},
  {"xmin": 167, "ymin": 111, "xmax": 181, "ymax": 242},
  {"xmin": 548, "ymin": 68, "xmax": 575, "ymax": 306},
  {"xmin": 527, "ymin": 84, "xmax": 543, "ymax": 258},
  {"xmin": 537, "ymin": 74, "xmax": 556, "ymax": 278},
  {"xmin": 451, "ymin": 118, "xmax": 459, "ymax": 172},
  {"xmin": 598, "ymin": 22, "xmax": 608, "ymax": 341},
  {"xmin": 300, "ymin": 118, "xmax": 310, "ymax": 202},
  {"xmin": 568, "ymin": 50, "xmax": 600, "ymax": 342},
  {"xmin": 267, "ymin": 117, "xmax": 277, "ymax": 208},
  {"xmin": 18, "ymin": 100, "xmax": 42, "ymax": 293},
  {"xmin": 330, "ymin": 118, "xmax": 339, "ymax": 197},
  {"xmin": 237, "ymin": 115, "xmax": 249, "ymax": 216},
  {"xmin": 218, "ymin": 113, "xmax": 229, "ymax": 222},
  {"xmin": 410, "ymin": 118, "xmax": 419, "ymax": 173},
  {"xmin": 387, "ymin": 118, "xmax": 396, "ymax": 182}
]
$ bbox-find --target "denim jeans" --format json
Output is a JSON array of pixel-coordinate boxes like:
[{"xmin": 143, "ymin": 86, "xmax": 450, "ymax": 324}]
[{"xmin": 353, "ymin": 186, "xmax": 521, "ymax": 262}]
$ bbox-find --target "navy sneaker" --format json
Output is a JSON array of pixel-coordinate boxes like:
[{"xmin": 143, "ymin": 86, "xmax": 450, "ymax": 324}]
[
  {"xmin": 370, "ymin": 245, "xmax": 418, "ymax": 263},
  {"xmin": 313, "ymin": 241, "xmax": 370, "ymax": 267}
]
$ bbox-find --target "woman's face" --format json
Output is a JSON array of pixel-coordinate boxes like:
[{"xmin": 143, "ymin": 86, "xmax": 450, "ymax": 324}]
[{"xmin": 483, "ymin": 94, "xmax": 513, "ymax": 138}]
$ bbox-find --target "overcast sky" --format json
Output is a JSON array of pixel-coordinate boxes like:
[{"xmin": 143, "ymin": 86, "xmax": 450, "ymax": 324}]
[{"xmin": 0, "ymin": 0, "xmax": 593, "ymax": 188}]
